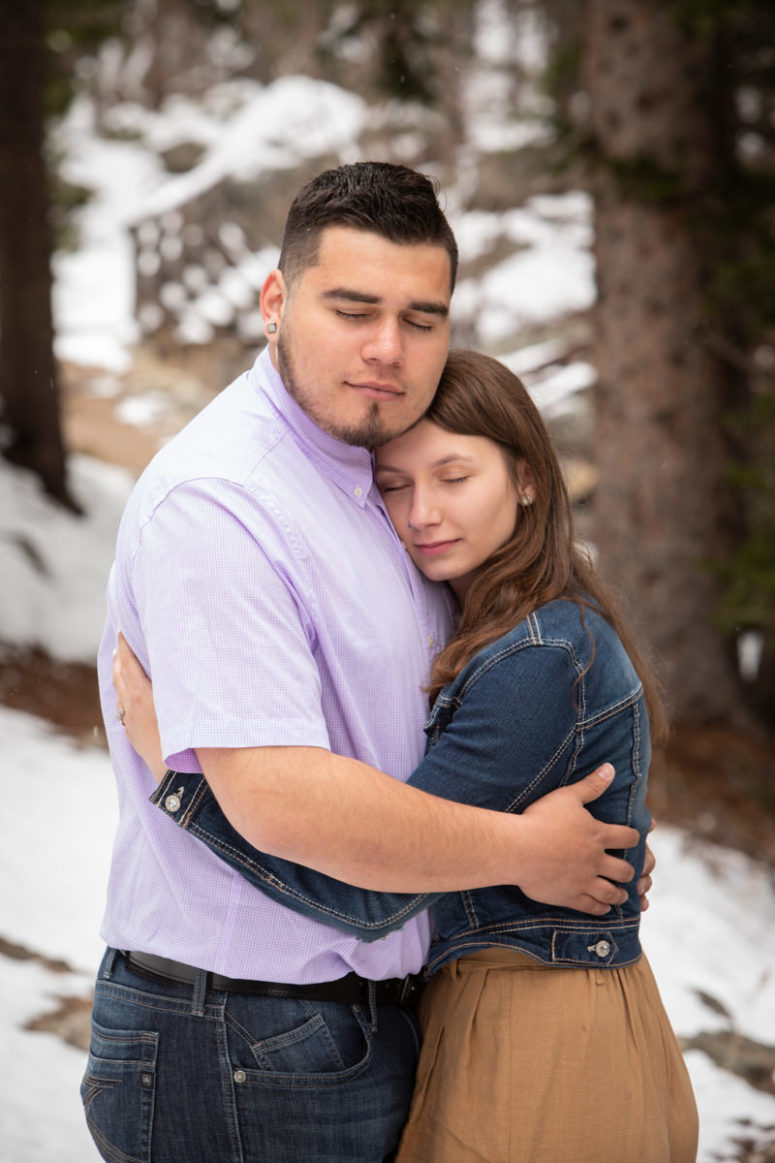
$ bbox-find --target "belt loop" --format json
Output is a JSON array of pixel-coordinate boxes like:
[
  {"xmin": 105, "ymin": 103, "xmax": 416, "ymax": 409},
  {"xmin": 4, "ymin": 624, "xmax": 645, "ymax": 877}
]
[
  {"xmin": 191, "ymin": 968, "xmax": 208, "ymax": 1017},
  {"xmin": 101, "ymin": 947, "xmax": 119, "ymax": 980},
  {"xmin": 366, "ymin": 980, "xmax": 378, "ymax": 1031}
]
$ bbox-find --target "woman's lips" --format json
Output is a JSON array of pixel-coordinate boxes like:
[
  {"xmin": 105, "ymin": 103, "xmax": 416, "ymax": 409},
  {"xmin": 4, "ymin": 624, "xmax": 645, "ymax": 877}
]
[{"xmin": 413, "ymin": 540, "xmax": 460, "ymax": 556}]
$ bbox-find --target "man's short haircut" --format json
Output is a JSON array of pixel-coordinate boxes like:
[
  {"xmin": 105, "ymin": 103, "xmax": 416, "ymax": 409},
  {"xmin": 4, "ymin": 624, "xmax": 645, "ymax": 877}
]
[{"xmin": 278, "ymin": 162, "xmax": 459, "ymax": 291}]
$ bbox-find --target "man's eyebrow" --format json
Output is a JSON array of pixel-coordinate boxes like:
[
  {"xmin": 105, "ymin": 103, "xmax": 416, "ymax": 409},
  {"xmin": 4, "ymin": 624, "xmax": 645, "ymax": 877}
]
[{"xmin": 322, "ymin": 288, "xmax": 449, "ymax": 318}]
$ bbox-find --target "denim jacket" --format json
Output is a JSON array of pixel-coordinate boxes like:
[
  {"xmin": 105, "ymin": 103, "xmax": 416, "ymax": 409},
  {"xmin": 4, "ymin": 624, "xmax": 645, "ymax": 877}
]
[{"xmin": 151, "ymin": 599, "xmax": 651, "ymax": 975}]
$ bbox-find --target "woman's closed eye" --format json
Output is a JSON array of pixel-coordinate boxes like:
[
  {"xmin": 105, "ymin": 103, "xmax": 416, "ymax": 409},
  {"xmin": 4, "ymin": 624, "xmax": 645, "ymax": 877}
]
[{"xmin": 378, "ymin": 481, "xmax": 409, "ymax": 494}]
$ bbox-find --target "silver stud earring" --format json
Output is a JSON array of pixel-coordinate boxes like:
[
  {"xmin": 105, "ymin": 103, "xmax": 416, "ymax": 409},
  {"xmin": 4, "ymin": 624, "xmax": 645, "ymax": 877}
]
[
  {"xmin": 520, "ymin": 494, "xmax": 534, "ymax": 508},
  {"xmin": 267, "ymin": 321, "xmax": 277, "ymax": 334}
]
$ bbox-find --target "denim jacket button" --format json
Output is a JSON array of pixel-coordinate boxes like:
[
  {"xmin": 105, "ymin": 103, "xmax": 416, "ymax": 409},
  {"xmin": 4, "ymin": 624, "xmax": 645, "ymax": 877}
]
[
  {"xmin": 592, "ymin": 940, "xmax": 611, "ymax": 958},
  {"xmin": 164, "ymin": 793, "xmax": 182, "ymax": 813},
  {"xmin": 233, "ymin": 1070, "xmax": 247, "ymax": 1084}
]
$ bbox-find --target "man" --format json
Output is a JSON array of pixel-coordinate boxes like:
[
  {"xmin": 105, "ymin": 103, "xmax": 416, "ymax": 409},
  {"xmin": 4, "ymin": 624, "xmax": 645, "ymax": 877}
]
[{"xmin": 85, "ymin": 163, "xmax": 641, "ymax": 1162}]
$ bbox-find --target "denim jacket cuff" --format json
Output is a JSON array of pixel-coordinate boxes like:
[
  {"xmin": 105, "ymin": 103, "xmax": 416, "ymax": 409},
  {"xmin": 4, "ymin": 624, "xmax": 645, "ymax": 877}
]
[{"xmin": 149, "ymin": 769, "xmax": 209, "ymax": 829}]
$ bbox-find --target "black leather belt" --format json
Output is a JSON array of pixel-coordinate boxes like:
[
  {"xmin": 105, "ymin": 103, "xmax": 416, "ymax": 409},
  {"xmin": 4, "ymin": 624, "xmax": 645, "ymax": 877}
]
[{"xmin": 122, "ymin": 950, "xmax": 423, "ymax": 1008}]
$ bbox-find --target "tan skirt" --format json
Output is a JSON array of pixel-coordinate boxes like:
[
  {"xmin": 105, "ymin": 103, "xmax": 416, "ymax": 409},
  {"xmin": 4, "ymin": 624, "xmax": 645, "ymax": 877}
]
[{"xmin": 395, "ymin": 948, "xmax": 698, "ymax": 1163}]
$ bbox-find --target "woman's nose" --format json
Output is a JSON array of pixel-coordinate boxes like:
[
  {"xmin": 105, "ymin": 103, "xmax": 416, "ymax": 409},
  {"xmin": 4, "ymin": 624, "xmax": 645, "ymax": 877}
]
[{"xmin": 407, "ymin": 492, "xmax": 441, "ymax": 530}]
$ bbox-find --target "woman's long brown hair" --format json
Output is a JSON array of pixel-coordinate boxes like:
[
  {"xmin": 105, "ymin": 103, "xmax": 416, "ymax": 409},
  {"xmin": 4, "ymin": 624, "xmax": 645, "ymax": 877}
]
[{"xmin": 424, "ymin": 350, "xmax": 668, "ymax": 743}]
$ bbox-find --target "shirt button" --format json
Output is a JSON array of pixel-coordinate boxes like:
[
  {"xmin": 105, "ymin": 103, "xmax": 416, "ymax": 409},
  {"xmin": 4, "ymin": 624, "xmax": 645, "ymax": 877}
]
[
  {"xmin": 353, "ymin": 485, "xmax": 363, "ymax": 497},
  {"xmin": 233, "ymin": 1070, "xmax": 247, "ymax": 1084},
  {"xmin": 592, "ymin": 940, "xmax": 611, "ymax": 959},
  {"xmin": 164, "ymin": 793, "xmax": 182, "ymax": 813},
  {"xmin": 428, "ymin": 636, "xmax": 435, "ymax": 648}
]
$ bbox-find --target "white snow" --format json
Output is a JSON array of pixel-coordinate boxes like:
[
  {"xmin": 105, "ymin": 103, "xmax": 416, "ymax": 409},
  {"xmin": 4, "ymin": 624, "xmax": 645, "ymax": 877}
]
[
  {"xmin": 1, "ymin": 29, "xmax": 773, "ymax": 1163},
  {"xmin": 0, "ymin": 455, "xmax": 131, "ymax": 663}
]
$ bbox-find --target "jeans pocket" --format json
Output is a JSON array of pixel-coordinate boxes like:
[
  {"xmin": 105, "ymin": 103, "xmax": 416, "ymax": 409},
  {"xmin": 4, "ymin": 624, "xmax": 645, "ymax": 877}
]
[
  {"xmin": 227, "ymin": 996, "xmax": 374, "ymax": 1085},
  {"xmin": 80, "ymin": 1016, "xmax": 159, "ymax": 1163}
]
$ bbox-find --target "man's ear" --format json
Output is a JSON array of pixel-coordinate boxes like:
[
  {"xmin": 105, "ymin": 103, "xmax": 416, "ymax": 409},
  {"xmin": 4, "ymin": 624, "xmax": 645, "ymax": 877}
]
[{"xmin": 260, "ymin": 269, "xmax": 287, "ymax": 340}]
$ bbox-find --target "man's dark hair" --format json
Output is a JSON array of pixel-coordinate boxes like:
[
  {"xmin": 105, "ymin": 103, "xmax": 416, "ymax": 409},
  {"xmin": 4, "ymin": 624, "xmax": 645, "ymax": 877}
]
[{"xmin": 278, "ymin": 162, "xmax": 458, "ymax": 291}]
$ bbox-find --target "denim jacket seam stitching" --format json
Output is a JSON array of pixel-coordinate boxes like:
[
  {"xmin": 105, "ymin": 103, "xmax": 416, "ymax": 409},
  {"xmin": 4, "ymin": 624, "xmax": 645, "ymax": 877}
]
[
  {"xmin": 181, "ymin": 779, "xmax": 208, "ymax": 827},
  {"xmin": 503, "ymin": 726, "xmax": 577, "ymax": 811},
  {"xmin": 627, "ymin": 700, "xmax": 645, "ymax": 827},
  {"xmin": 456, "ymin": 634, "xmax": 580, "ymax": 702},
  {"xmin": 186, "ymin": 825, "xmax": 421, "ymax": 930},
  {"xmin": 577, "ymin": 686, "xmax": 643, "ymax": 728},
  {"xmin": 449, "ymin": 916, "xmax": 639, "ymax": 936}
]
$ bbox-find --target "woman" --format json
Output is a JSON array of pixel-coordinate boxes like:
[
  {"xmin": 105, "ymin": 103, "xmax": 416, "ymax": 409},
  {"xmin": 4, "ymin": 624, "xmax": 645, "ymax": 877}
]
[{"xmin": 115, "ymin": 350, "xmax": 698, "ymax": 1161}]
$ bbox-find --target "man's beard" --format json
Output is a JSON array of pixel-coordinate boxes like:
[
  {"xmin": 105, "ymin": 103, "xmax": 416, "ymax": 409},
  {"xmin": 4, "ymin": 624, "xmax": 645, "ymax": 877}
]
[{"xmin": 277, "ymin": 332, "xmax": 396, "ymax": 450}]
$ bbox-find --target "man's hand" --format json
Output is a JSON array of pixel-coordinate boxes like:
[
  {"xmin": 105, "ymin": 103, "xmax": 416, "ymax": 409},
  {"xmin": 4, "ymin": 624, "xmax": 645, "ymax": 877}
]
[
  {"xmin": 516, "ymin": 765, "xmax": 639, "ymax": 915},
  {"xmin": 638, "ymin": 821, "xmax": 656, "ymax": 911}
]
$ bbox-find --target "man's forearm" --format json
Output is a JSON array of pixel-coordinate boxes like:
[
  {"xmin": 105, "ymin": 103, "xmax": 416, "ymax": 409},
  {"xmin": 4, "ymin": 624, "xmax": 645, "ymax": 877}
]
[
  {"xmin": 197, "ymin": 745, "xmax": 636, "ymax": 913},
  {"xmin": 199, "ymin": 745, "xmax": 511, "ymax": 891}
]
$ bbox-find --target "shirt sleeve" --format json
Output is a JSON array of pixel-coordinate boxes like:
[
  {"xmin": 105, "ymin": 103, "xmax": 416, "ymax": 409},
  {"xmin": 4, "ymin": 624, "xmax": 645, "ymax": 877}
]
[
  {"xmin": 133, "ymin": 477, "xmax": 331, "ymax": 769},
  {"xmin": 151, "ymin": 643, "xmax": 582, "ymax": 939}
]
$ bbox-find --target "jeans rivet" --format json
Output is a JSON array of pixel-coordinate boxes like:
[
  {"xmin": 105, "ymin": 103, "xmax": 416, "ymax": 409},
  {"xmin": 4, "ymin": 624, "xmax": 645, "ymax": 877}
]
[
  {"xmin": 233, "ymin": 1069, "xmax": 247, "ymax": 1084},
  {"xmin": 141, "ymin": 1073, "xmax": 153, "ymax": 1088}
]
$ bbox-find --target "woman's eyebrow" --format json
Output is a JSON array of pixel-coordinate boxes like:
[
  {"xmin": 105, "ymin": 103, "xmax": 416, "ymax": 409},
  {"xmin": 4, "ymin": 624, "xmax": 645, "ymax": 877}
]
[{"xmin": 376, "ymin": 454, "xmax": 476, "ymax": 474}]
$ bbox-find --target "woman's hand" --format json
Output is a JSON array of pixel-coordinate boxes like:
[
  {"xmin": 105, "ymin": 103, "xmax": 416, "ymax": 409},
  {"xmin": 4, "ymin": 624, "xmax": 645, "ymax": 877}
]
[{"xmin": 113, "ymin": 633, "xmax": 167, "ymax": 781}]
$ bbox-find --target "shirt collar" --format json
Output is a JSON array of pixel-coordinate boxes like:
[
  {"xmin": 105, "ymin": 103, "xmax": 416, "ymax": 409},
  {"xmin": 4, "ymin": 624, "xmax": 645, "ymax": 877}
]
[{"xmin": 251, "ymin": 347, "xmax": 376, "ymax": 507}]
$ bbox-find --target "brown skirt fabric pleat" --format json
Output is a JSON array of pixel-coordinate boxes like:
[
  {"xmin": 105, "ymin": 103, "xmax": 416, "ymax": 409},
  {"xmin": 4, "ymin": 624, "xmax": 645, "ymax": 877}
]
[{"xmin": 395, "ymin": 948, "xmax": 698, "ymax": 1163}]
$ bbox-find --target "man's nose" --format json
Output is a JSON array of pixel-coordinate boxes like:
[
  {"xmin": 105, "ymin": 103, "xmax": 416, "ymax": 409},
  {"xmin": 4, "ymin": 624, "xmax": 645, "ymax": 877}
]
[{"xmin": 362, "ymin": 318, "xmax": 403, "ymax": 364}]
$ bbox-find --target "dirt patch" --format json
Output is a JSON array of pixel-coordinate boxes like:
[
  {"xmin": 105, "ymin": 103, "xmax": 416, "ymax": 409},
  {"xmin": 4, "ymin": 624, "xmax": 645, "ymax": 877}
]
[
  {"xmin": 649, "ymin": 726, "xmax": 775, "ymax": 867},
  {"xmin": 0, "ymin": 935, "xmax": 93, "ymax": 1052},
  {"xmin": 60, "ymin": 348, "xmax": 223, "ymax": 478},
  {"xmin": 0, "ymin": 646, "xmax": 103, "ymax": 746}
]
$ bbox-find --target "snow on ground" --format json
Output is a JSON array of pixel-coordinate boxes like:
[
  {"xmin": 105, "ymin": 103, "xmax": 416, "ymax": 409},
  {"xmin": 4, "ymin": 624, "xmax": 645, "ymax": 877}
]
[
  {"xmin": 0, "ymin": 454, "xmax": 133, "ymax": 664},
  {"xmin": 0, "ymin": 709, "xmax": 115, "ymax": 1163}
]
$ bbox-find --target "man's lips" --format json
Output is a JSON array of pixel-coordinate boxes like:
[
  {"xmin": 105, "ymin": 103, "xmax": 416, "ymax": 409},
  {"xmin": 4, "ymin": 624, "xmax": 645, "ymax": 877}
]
[
  {"xmin": 413, "ymin": 540, "xmax": 460, "ymax": 557},
  {"xmin": 347, "ymin": 381, "xmax": 402, "ymax": 401}
]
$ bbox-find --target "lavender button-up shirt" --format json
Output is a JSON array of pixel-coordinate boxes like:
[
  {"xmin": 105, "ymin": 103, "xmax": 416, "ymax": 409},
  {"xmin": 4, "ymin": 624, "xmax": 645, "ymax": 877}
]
[{"xmin": 97, "ymin": 347, "xmax": 453, "ymax": 982}]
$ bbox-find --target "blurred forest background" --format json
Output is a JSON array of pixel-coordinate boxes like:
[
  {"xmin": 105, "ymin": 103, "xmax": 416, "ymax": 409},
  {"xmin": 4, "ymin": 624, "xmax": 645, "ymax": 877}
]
[{"xmin": 0, "ymin": 0, "xmax": 774, "ymax": 860}]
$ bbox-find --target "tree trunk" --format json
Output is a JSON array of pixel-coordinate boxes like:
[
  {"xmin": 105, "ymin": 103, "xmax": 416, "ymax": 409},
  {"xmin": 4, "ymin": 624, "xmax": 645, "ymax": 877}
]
[
  {"xmin": 0, "ymin": 0, "xmax": 76, "ymax": 509},
  {"xmin": 582, "ymin": 0, "xmax": 743, "ymax": 723}
]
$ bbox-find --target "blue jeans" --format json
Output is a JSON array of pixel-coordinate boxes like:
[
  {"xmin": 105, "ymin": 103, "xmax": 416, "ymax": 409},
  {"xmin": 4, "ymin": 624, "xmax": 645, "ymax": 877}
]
[{"xmin": 81, "ymin": 949, "xmax": 421, "ymax": 1162}]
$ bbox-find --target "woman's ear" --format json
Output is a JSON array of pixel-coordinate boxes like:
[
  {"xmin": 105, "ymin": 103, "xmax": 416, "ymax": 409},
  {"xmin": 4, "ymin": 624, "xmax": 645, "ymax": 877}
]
[{"xmin": 516, "ymin": 459, "xmax": 536, "ymax": 502}]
